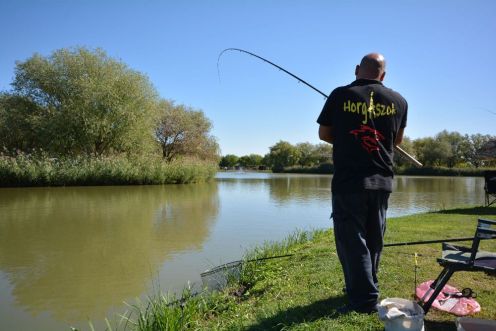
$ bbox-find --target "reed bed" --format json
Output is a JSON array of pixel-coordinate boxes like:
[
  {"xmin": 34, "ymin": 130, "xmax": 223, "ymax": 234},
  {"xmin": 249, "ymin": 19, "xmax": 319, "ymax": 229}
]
[{"xmin": 0, "ymin": 152, "xmax": 217, "ymax": 187}]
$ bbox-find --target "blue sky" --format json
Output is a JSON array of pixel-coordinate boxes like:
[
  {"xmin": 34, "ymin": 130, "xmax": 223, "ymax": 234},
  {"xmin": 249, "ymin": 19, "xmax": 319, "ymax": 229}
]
[{"xmin": 1, "ymin": 0, "xmax": 495, "ymax": 156}]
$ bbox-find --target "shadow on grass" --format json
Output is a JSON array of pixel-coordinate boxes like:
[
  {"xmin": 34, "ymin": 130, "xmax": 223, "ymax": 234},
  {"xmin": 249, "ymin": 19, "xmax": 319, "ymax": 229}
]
[
  {"xmin": 244, "ymin": 295, "xmax": 347, "ymax": 331},
  {"xmin": 432, "ymin": 206, "xmax": 496, "ymax": 216},
  {"xmin": 424, "ymin": 319, "xmax": 457, "ymax": 331}
]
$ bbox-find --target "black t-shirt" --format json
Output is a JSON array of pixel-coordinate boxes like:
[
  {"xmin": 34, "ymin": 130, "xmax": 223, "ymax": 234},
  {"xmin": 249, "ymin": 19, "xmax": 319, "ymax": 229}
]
[{"xmin": 317, "ymin": 79, "xmax": 408, "ymax": 193}]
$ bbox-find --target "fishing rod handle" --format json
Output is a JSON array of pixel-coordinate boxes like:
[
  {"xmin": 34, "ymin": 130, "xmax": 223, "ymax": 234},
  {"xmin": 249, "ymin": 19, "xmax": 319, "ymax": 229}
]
[{"xmin": 395, "ymin": 145, "xmax": 423, "ymax": 168}]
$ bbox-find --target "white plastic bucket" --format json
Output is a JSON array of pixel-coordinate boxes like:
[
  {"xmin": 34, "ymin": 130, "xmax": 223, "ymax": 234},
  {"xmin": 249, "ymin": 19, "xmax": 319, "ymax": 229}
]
[{"xmin": 378, "ymin": 298, "xmax": 425, "ymax": 331}]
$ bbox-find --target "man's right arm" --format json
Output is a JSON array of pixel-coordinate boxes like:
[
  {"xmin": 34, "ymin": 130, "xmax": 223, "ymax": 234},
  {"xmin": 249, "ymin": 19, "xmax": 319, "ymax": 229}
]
[
  {"xmin": 319, "ymin": 125, "xmax": 333, "ymax": 144},
  {"xmin": 317, "ymin": 89, "xmax": 338, "ymax": 144}
]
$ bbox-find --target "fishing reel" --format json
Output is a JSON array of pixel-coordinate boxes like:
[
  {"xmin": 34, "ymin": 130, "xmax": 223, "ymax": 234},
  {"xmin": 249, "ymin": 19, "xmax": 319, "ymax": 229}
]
[{"xmin": 443, "ymin": 287, "xmax": 477, "ymax": 299}]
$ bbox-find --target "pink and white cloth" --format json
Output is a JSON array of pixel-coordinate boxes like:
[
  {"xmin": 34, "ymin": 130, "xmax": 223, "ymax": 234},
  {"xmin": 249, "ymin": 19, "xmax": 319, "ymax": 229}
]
[{"xmin": 416, "ymin": 280, "xmax": 480, "ymax": 316}]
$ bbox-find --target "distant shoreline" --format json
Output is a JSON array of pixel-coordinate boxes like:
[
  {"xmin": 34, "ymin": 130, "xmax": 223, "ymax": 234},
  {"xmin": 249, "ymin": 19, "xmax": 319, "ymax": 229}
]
[{"xmin": 278, "ymin": 165, "xmax": 491, "ymax": 177}]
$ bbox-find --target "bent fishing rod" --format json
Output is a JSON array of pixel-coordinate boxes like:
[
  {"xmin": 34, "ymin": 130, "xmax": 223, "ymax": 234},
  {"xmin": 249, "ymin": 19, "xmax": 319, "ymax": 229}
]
[{"xmin": 218, "ymin": 48, "xmax": 423, "ymax": 168}]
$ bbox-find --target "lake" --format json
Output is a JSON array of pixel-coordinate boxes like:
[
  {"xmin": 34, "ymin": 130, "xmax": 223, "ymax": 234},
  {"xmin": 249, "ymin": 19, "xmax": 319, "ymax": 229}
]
[{"xmin": 0, "ymin": 173, "xmax": 486, "ymax": 330}]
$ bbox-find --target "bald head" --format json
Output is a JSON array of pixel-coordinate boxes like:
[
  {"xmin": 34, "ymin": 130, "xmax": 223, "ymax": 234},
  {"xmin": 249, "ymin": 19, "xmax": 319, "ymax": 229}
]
[{"xmin": 355, "ymin": 53, "xmax": 386, "ymax": 81}]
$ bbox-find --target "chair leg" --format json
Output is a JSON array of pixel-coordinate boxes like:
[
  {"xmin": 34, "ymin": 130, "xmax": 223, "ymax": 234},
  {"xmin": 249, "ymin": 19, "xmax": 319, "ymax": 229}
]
[
  {"xmin": 421, "ymin": 266, "xmax": 455, "ymax": 314},
  {"xmin": 490, "ymin": 196, "xmax": 496, "ymax": 207}
]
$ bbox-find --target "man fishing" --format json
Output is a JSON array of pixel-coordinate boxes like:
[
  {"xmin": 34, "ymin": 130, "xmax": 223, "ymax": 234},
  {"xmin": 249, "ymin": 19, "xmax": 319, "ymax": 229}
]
[{"xmin": 317, "ymin": 53, "xmax": 408, "ymax": 314}]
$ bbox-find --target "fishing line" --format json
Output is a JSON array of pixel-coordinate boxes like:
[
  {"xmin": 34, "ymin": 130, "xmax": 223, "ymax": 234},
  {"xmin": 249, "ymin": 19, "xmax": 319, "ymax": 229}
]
[{"xmin": 217, "ymin": 48, "xmax": 328, "ymax": 98}]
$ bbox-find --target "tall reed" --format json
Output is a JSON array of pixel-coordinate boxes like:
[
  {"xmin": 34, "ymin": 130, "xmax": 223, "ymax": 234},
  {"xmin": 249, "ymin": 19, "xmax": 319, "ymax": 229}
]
[{"xmin": 0, "ymin": 152, "xmax": 217, "ymax": 187}]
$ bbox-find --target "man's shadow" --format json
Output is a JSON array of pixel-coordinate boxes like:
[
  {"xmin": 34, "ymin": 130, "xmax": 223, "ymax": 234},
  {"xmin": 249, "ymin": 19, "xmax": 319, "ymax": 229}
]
[
  {"xmin": 244, "ymin": 295, "xmax": 347, "ymax": 331},
  {"xmin": 243, "ymin": 295, "xmax": 457, "ymax": 331}
]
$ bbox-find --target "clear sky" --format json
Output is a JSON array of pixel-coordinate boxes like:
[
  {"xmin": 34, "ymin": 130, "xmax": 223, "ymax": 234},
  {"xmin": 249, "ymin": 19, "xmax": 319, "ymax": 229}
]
[{"xmin": 1, "ymin": 0, "xmax": 495, "ymax": 156}]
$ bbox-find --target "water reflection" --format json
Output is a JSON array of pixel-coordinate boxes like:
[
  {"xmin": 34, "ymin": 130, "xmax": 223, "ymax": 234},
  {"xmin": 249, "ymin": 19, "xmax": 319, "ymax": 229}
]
[
  {"xmin": 268, "ymin": 175, "xmax": 331, "ymax": 204},
  {"xmin": 0, "ymin": 184, "xmax": 218, "ymax": 321},
  {"xmin": 390, "ymin": 176, "xmax": 485, "ymax": 216},
  {"xmin": 216, "ymin": 172, "xmax": 332, "ymax": 205},
  {"xmin": 216, "ymin": 173, "xmax": 485, "ymax": 217}
]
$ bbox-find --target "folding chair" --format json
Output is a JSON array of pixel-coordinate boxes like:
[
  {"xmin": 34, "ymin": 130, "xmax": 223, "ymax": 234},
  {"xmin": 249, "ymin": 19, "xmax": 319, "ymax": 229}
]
[
  {"xmin": 485, "ymin": 170, "xmax": 496, "ymax": 207},
  {"xmin": 420, "ymin": 218, "xmax": 496, "ymax": 314}
]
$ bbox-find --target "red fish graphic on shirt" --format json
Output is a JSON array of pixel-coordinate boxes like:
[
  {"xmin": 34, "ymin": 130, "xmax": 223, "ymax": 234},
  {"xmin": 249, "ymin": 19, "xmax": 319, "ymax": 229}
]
[{"xmin": 349, "ymin": 125, "xmax": 385, "ymax": 153}]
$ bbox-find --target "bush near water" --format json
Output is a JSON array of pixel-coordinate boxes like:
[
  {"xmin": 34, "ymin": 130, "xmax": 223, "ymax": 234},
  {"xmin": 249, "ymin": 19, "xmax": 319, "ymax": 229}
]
[{"xmin": 0, "ymin": 47, "xmax": 219, "ymax": 186}]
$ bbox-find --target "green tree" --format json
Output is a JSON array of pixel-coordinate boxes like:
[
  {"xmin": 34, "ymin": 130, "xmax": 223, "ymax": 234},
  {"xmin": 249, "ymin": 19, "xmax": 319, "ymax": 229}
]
[
  {"xmin": 1, "ymin": 47, "xmax": 159, "ymax": 156},
  {"xmin": 314, "ymin": 143, "xmax": 333, "ymax": 164},
  {"xmin": 237, "ymin": 154, "xmax": 263, "ymax": 168},
  {"xmin": 248, "ymin": 154, "xmax": 263, "ymax": 167},
  {"xmin": 463, "ymin": 134, "xmax": 494, "ymax": 167},
  {"xmin": 219, "ymin": 154, "xmax": 239, "ymax": 168},
  {"xmin": 0, "ymin": 93, "xmax": 42, "ymax": 152},
  {"xmin": 155, "ymin": 100, "xmax": 219, "ymax": 162},
  {"xmin": 414, "ymin": 137, "xmax": 452, "ymax": 167},
  {"xmin": 436, "ymin": 130, "xmax": 465, "ymax": 168},
  {"xmin": 238, "ymin": 156, "xmax": 251, "ymax": 167},
  {"xmin": 296, "ymin": 142, "xmax": 318, "ymax": 167},
  {"xmin": 265, "ymin": 141, "xmax": 301, "ymax": 171}
]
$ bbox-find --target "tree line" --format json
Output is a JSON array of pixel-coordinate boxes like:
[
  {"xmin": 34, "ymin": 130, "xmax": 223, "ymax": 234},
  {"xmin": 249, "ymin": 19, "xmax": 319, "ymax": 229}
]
[
  {"xmin": 220, "ymin": 141, "xmax": 333, "ymax": 172},
  {"xmin": 221, "ymin": 131, "xmax": 495, "ymax": 172},
  {"xmin": 397, "ymin": 131, "xmax": 495, "ymax": 168},
  {"xmin": 0, "ymin": 47, "xmax": 219, "ymax": 163}
]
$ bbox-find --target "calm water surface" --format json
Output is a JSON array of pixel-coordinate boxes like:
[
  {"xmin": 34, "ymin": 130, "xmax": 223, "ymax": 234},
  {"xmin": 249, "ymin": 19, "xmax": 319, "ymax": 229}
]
[{"xmin": 0, "ymin": 173, "xmax": 485, "ymax": 330}]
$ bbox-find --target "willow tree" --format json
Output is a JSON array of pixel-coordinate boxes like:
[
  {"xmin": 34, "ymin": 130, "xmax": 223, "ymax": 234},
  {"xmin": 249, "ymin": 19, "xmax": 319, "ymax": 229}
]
[
  {"xmin": 0, "ymin": 47, "xmax": 159, "ymax": 156},
  {"xmin": 155, "ymin": 100, "xmax": 219, "ymax": 162}
]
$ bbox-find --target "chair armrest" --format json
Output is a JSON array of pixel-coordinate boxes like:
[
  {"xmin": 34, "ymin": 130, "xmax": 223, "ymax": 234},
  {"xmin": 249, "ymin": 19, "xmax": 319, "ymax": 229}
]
[
  {"xmin": 477, "ymin": 219, "xmax": 496, "ymax": 239},
  {"xmin": 479, "ymin": 219, "xmax": 496, "ymax": 226}
]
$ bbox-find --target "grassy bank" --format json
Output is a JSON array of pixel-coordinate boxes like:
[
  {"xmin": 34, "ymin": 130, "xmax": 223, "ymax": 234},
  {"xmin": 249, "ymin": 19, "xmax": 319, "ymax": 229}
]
[
  {"xmin": 280, "ymin": 164, "xmax": 491, "ymax": 177},
  {"xmin": 0, "ymin": 153, "xmax": 217, "ymax": 187},
  {"xmin": 111, "ymin": 205, "xmax": 496, "ymax": 331}
]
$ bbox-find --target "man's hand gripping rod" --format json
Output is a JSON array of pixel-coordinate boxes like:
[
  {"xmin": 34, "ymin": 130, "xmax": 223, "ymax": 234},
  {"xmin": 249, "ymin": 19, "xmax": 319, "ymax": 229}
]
[{"xmin": 218, "ymin": 48, "xmax": 423, "ymax": 167}]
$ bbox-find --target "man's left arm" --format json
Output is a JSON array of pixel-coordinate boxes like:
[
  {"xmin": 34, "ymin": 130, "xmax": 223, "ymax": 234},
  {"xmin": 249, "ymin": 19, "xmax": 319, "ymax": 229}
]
[{"xmin": 319, "ymin": 125, "xmax": 334, "ymax": 144}]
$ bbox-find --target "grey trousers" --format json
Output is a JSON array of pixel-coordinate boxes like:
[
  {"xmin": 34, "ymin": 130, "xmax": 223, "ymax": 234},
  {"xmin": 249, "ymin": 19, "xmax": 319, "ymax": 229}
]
[{"xmin": 332, "ymin": 190, "xmax": 389, "ymax": 309}]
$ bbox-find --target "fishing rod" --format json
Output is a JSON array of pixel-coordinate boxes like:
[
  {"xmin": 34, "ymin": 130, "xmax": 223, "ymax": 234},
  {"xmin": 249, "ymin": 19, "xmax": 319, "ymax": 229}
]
[
  {"xmin": 201, "ymin": 236, "xmax": 482, "ymax": 283},
  {"xmin": 218, "ymin": 48, "xmax": 423, "ymax": 168},
  {"xmin": 384, "ymin": 237, "xmax": 478, "ymax": 247},
  {"xmin": 204, "ymin": 235, "xmax": 484, "ymax": 270}
]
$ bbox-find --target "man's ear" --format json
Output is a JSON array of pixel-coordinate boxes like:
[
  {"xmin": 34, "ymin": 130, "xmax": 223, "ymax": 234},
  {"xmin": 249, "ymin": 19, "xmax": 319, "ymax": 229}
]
[
  {"xmin": 379, "ymin": 71, "xmax": 386, "ymax": 81},
  {"xmin": 355, "ymin": 65, "xmax": 360, "ymax": 76}
]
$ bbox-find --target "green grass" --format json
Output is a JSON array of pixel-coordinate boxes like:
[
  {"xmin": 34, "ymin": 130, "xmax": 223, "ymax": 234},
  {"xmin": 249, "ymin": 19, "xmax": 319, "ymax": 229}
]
[
  {"xmin": 0, "ymin": 153, "xmax": 217, "ymax": 186},
  {"xmin": 101, "ymin": 206, "xmax": 496, "ymax": 331}
]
